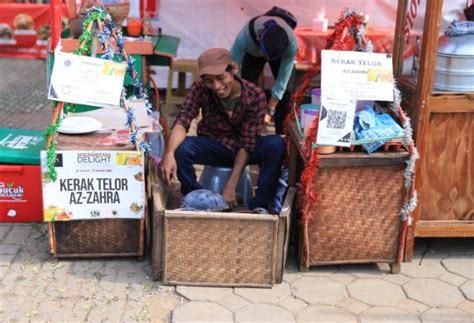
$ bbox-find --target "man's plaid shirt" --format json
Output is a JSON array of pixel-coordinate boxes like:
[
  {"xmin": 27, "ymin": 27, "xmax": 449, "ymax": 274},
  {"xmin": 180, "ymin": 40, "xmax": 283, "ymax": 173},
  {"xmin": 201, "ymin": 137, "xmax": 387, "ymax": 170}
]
[{"xmin": 173, "ymin": 77, "xmax": 266, "ymax": 153}]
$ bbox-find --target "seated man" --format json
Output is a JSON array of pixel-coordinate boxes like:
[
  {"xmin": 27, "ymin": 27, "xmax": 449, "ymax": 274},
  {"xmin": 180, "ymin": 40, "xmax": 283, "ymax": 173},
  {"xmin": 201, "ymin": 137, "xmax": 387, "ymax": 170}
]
[{"xmin": 160, "ymin": 48, "xmax": 286, "ymax": 214}]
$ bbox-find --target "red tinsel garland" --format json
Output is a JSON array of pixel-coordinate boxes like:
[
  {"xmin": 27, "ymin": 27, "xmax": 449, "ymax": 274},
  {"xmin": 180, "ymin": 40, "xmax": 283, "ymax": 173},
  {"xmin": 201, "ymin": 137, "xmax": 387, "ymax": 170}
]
[
  {"xmin": 284, "ymin": 8, "xmax": 418, "ymax": 268},
  {"xmin": 283, "ymin": 8, "xmax": 372, "ymax": 267},
  {"xmin": 284, "ymin": 8, "xmax": 364, "ymax": 223},
  {"xmin": 283, "ymin": 62, "xmax": 321, "ymax": 221},
  {"xmin": 325, "ymin": 10, "xmax": 365, "ymax": 51}
]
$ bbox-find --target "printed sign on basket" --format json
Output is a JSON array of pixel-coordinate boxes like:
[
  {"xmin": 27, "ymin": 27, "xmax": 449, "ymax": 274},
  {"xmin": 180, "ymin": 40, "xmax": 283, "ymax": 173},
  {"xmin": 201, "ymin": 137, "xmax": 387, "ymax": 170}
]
[
  {"xmin": 317, "ymin": 50, "xmax": 394, "ymax": 147},
  {"xmin": 317, "ymin": 96, "xmax": 357, "ymax": 147},
  {"xmin": 41, "ymin": 150, "xmax": 145, "ymax": 221},
  {"xmin": 321, "ymin": 50, "xmax": 394, "ymax": 101}
]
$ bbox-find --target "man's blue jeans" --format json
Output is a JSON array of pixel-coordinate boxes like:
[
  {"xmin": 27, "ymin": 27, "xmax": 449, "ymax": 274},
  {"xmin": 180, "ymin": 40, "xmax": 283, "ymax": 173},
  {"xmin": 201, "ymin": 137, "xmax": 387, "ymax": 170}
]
[{"xmin": 175, "ymin": 135, "xmax": 286, "ymax": 210}]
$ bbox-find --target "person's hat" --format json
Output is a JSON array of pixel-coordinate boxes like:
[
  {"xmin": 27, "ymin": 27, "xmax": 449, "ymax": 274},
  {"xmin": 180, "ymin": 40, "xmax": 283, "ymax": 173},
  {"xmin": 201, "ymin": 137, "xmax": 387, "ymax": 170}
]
[
  {"xmin": 198, "ymin": 48, "xmax": 232, "ymax": 76},
  {"xmin": 259, "ymin": 21, "xmax": 289, "ymax": 60}
]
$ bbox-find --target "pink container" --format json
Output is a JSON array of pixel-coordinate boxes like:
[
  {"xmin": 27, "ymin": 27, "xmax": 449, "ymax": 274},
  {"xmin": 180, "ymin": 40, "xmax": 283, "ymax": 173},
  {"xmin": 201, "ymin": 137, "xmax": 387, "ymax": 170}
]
[
  {"xmin": 303, "ymin": 109, "xmax": 320, "ymax": 137},
  {"xmin": 311, "ymin": 88, "xmax": 321, "ymax": 106}
]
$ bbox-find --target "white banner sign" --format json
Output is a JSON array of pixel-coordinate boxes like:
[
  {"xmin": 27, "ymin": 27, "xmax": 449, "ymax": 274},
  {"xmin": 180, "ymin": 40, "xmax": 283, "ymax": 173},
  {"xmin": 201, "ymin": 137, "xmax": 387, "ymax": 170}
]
[
  {"xmin": 48, "ymin": 52, "xmax": 126, "ymax": 108},
  {"xmin": 317, "ymin": 50, "xmax": 394, "ymax": 146},
  {"xmin": 41, "ymin": 150, "xmax": 145, "ymax": 221},
  {"xmin": 321, "ymin": 50, "xmax": 394, "ymax": 101}
]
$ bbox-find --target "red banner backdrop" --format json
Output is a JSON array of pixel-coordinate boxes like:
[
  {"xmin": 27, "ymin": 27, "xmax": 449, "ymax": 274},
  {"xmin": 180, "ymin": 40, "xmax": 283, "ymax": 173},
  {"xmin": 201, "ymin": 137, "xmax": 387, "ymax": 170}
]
[
  {"xmin": 295, "ymin": 26, "xmax": 418, "ymax": 63},
  {"xmin": 0, "ymin": 3, "xmax": 67, "ymax": 59},
  {"xmin": 140, "ymin": 0, "xmax": 159, "ymax": 18}
]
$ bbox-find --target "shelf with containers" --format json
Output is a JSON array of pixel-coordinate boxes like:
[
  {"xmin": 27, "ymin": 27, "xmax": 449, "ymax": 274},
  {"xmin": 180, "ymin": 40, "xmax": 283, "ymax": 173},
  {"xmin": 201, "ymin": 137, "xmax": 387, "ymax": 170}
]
[{"xmin": 392, "ymin": 0, "xmax": 474, "ymax": 260}]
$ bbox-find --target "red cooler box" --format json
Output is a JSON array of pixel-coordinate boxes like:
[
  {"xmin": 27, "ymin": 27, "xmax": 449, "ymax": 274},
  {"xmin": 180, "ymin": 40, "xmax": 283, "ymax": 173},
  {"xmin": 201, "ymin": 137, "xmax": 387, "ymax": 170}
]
[
  {"xmin": 0, "ymin": 165, "xmax": 43, "ymax": 222},
  {"xmin": 0, "ymin": 128, "xmax": 44, "ymax": 222}
]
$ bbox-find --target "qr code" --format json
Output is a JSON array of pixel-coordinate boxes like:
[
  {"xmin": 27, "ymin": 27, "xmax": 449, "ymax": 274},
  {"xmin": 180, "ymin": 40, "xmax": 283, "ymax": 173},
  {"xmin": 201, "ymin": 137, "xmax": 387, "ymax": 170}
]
[{"xmin": 327, "ymin": 110, "xmax": 347, "ymax": 129}]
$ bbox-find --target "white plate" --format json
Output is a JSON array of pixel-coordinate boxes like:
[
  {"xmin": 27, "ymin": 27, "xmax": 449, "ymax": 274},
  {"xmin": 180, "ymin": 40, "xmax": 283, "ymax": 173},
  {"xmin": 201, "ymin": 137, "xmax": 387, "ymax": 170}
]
[{"xmin": 57, "ymin": 116, "xmax": 103, "ymax": 134}]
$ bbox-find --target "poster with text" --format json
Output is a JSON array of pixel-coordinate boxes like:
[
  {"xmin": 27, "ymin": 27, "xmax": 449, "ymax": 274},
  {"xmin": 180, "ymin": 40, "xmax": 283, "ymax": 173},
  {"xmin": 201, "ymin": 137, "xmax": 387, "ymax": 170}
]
[
  {"xmin": 48, "ymin": 52, "xmax": 126, "ymax": 108},
  {"xmin": 321, "ymin": 50, "xmax": 394, "ymax": 101},
  {"xmin": 317, "ymin": 50, "xmax": 394, "ymax": 146},
  {"xmin": 41, "ymin": 150, "xmax": 145, "ymax": 221}
]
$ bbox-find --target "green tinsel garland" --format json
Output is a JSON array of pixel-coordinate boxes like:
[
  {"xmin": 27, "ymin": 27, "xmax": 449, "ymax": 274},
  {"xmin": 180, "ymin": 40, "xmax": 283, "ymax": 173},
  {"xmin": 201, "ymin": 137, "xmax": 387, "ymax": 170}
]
[
  {"xmin": 73, "ymin": 11, "xmax": 105, "ymax": 56},
  {"xmin": 43, "ymin": 9, "xmax": 104, "ymax": 181},
  {"xmin": 44, "ymin": 10, "xmax": 103, "ymax": 181},
  {"xmin": 44, "ymin": 103, "xmax": 73, "ymax": 181},
  {"xmin": 44, "ymin": 8, "xmax": 149, "ymax": 180}
]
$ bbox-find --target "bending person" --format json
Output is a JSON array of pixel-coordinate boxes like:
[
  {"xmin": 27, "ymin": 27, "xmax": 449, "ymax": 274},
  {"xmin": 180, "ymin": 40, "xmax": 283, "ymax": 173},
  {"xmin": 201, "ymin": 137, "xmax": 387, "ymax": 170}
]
[{"xmin": 231, "ymin": 11, "xmax": 298, "ymax": 134}]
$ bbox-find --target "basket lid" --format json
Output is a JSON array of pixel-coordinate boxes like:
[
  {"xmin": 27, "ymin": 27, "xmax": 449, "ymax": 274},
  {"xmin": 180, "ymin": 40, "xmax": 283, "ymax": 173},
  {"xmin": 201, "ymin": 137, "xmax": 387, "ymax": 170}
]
[
  {"xmin": 438, "ymin": 34, "xmax": 474, "ymax": 57},
  {"xmin": 0, "ymin": 128, "xmax": 44, "ymax": 165}
]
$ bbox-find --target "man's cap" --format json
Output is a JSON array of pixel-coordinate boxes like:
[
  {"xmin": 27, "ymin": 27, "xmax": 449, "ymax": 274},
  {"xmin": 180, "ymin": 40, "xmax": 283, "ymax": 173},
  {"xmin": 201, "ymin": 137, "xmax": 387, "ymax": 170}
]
[
  {"xmin": 259, "ymin": 22, "xmax": 289, "ymax": 60},
  {"xmin": 198, "ymin": 48, "xmax": 232, "ymax": 76}
]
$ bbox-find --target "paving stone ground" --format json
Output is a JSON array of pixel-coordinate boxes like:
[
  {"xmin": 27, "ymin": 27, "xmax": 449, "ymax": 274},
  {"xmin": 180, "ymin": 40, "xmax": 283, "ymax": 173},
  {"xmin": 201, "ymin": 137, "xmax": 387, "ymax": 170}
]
[
  {"xmin": 0, "ymin": 58, "xmax": 53, "ymax": 130},
  {"xmin": 1, "ymin": 59, "xmax": 474, "ymax": 323}
]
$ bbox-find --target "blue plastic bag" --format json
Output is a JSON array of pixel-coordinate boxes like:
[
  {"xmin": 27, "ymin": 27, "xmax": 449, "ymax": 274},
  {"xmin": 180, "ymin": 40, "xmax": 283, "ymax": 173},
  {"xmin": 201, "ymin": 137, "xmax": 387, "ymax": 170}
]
[
  {"xmin": 354, "ymin": 107, "xmax": 404, "ymax": 153},
  {"xmin": 181, "ymin": 189, "xmax": 229, "ymax": 212}
]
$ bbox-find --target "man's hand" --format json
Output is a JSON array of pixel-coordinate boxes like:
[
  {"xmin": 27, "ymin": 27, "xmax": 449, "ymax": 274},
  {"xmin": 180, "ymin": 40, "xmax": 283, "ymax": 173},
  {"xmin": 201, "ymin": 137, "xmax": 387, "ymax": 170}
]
[
  {"xmin": 265, "ymin": 96, "xmax": 279, "ymax": 125},
  {"xmin": 160, "ymin": 124, "xmax": 187, "ymax": 185},
  {"xmin": 268, "ymin": 96, "xmax": 279, "ymax": 110},
  {"xmin": 264, "ymin": 112, "xmax": 273, "ymax": 125},
  {"xmin": 160, "ymin": 153, "xmax": 177, "ymax": 185},
  {"xmin": 222, "ymin": 183, "xmax": 237, "ymax": 208}
]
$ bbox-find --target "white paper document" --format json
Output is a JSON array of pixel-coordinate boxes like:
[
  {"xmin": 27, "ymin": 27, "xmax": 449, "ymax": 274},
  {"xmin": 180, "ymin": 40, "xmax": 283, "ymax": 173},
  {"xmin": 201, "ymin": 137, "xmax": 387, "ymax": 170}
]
[
  {"xmin": 48, "ymin": 52, "xmax": 126, "ymax": 108},
  {"xmin": 317, "ymin": 96, "xmax": 356, "ymax": 147}
]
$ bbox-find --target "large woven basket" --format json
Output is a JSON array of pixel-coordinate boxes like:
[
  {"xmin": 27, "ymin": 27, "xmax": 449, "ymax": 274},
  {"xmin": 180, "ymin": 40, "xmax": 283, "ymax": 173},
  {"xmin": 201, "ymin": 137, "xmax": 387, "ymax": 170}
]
[
  {"xmin": 301, "ymin": 165, "xmax": 405, "ymax": 267},
  {"xmin": 51, "ymin": 219, "xmax": 144, "ymax": 258},
  {"xmin": 150, "ymin": 179, "xmax": 296, "ymax": 287},
  {"xmin": 163, "ymin": 212, "xmax": 278, "ymax": 287}
]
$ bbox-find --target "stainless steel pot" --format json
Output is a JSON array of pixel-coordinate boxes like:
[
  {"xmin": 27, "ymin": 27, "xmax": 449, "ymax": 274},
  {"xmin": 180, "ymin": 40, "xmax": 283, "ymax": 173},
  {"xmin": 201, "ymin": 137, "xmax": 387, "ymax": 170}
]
[{"xmin": 434, "ymin": 34, "xmax": 474, "ymax": 92}]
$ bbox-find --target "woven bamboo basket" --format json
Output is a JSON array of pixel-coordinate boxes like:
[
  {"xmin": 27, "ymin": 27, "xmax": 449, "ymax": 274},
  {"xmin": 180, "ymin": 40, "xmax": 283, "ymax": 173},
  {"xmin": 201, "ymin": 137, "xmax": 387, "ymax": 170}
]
[
  {"xmin": 105, "ymin": 2, "xmax": 130, "ymax": 28},
  {"xmin": 51, "ymin": 219, "xmax": 143, "ymax": 258},
  {"xmin": 299, "ymin": 165, "xmax": 406, "ymax": 271},
  {"xmin": 149, "ymin": 174, "xmax": 296, "ymax": 287},
  {"xmin": 163, "ymin": 212, "xmax": 278, "ymax": 287}
]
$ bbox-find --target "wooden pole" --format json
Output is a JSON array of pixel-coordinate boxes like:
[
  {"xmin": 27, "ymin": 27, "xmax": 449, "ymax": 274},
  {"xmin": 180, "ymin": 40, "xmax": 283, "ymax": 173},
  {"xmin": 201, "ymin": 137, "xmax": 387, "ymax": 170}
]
[
  {"xmin": 46, "ymin": 102, "xmax": 64, "ymax": 148},
  {"xmin": 50, "ymin": 0, "xmax": 62, "ymax": 52},
  {"xmin": 404, "ymin": 0, "xmax": 444, "ymax": 261},
  {"xmin": 47, "ymin": 0, "xmax": 64, "ymax": 256}
]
